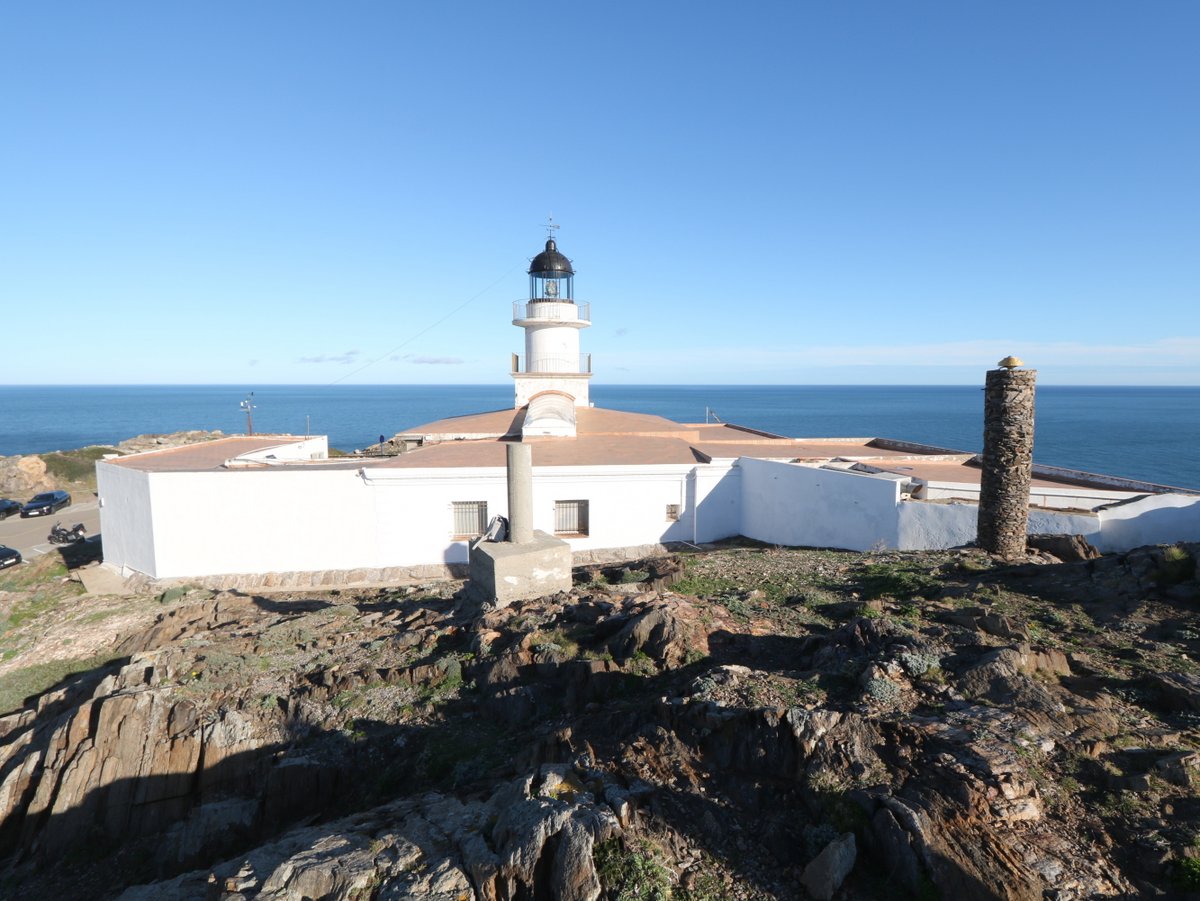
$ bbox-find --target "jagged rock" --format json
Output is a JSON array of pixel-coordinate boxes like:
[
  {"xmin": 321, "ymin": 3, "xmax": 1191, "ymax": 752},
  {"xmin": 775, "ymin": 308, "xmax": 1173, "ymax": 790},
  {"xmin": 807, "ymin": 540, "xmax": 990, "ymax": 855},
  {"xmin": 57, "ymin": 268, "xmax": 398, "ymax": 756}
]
[
  {"xmin": 1027, "ymin": 534, "xmax": 1101, "ymax": 562},
  {"xmin": 872, "ymin": 807, "xmax": 921, "ymax": 893},
  {"xmin": 1145, "ymin": 671, "xmax": 1200, "ymax": 712},
  {"xmin": 607, "ymin": 602, "xmax": 706, "ymax": 667},
  {"xmin": 1155, "ymin": 751, "xmax": 1200, "ymax": 787},
  {"xmin": 800, "ymin": 832, "xmax": 855, "ymax": 900},
  {"xmin": 0, "ymin": 454, "xmax": 53, "ymax": 496}
]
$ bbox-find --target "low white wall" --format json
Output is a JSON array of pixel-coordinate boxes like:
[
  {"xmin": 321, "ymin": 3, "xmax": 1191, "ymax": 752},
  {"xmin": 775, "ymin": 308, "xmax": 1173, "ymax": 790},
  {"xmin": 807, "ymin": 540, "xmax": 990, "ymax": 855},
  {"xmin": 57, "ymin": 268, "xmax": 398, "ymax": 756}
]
[
  {"xmin": 690, "ymin": 462, "xmax": 742, "ymax": 543},
  {"xmin": 897, "ymin": 500, "xmax": 1100, "ymax": 550},
  {"xmin": 740, "ymin": 459, "xmax": 901, "ymax": 551},
  {"xmin": 922, "ymin": 481, "xmax": 1135, "ymax": 511},
  {"xmin": 1096, "ymin": 493, "xmax": 1200, "ymax": 552},
  {"xmin": 97, "ymin": 463, "xmax": 157, "ymax": 577}
]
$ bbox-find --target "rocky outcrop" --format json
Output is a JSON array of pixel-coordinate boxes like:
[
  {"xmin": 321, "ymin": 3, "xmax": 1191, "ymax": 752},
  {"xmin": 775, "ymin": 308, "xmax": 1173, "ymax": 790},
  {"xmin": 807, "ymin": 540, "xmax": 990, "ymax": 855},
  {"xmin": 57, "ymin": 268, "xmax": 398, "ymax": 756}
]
[
  {"xmin": 115, "ymin": 430, "xmax": 226, "ymax": 455},
  {"xmin": 0, "ymin": 455, "xmax": 54, "ymax": 496},
  {"xmin": 2, "ymin": 543, "xmax": 1196, "ymax": 899},
  {"xmin": 117, "ymin": 767, "xmax": 622, "ymax": 901}
]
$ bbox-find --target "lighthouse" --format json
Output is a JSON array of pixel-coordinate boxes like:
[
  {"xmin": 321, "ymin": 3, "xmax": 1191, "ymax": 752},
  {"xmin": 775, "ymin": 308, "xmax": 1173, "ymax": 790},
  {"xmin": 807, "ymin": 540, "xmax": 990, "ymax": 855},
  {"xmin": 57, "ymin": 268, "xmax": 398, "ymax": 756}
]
[{"xmin": 511, "ymin": 236, "xmax": 592, "ymax": 413}]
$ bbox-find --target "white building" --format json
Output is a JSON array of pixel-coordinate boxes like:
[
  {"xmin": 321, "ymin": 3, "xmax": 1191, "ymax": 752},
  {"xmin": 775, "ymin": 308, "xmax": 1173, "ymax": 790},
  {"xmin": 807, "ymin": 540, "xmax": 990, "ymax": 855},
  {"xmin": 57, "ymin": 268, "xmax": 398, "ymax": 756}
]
[{"xmin": 96, "ymin": 239, "xmax": 1200, "ymax": 587}]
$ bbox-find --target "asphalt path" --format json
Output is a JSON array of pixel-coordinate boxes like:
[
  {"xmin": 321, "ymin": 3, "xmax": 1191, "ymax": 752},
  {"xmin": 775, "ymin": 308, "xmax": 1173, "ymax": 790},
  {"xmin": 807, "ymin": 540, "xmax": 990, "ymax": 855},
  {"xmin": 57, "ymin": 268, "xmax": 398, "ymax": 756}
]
[{"xmin": 0, "ymin": 494, "xmax": 101, "ymax": 557}]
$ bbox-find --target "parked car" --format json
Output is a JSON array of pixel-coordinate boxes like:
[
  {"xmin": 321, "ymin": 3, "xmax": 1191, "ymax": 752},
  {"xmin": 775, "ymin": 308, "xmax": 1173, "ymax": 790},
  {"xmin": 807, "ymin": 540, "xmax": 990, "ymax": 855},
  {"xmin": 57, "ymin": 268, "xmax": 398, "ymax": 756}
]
[
  {"xmin": 0, "ymin": 499, "xmax": 22, "ymax": 519},
  {"xmin": 21, "ymin": 490, "xmax": 71, "ymax": 517},
  {"xmin": 0, "ymin": 545, "xmax": 20, "ymax": 569}
]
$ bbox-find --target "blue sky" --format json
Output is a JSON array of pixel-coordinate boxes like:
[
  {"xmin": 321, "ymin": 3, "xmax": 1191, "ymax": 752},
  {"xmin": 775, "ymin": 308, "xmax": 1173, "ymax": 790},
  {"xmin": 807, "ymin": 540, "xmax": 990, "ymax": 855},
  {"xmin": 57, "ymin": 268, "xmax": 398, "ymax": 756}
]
[{"xmin": 2, "ymin": 2, "xmax": 1197, "ymax": 386}]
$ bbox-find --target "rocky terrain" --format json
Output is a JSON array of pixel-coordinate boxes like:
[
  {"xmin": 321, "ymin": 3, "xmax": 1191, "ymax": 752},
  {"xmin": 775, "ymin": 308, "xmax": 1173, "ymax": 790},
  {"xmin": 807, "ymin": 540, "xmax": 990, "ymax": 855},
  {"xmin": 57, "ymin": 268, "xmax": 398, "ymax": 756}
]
[
  {"xmin": 1, "ymin": 539, "xmax": 1199, "ymax": 900},
  {"xmin": 0, "ymin": 431, "xmax": 225, "ymax": 497}
]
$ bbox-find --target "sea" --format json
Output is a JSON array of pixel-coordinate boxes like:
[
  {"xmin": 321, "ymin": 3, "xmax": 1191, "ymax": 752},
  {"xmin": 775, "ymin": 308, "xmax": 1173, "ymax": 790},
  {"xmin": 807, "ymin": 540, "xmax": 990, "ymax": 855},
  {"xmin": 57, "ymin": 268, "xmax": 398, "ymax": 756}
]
[{"xmin": 1, "ymin": 384, "xmax": 1198, "ymax": 490}]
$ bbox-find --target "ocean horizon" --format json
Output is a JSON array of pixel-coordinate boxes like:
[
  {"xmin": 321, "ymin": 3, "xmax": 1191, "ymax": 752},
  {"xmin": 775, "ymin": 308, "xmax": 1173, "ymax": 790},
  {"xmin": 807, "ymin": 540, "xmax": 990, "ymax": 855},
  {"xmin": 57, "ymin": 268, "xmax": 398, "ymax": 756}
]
[{"xmin": 2, "ymin": 383, "xmax": 1198, "ymax": 490}]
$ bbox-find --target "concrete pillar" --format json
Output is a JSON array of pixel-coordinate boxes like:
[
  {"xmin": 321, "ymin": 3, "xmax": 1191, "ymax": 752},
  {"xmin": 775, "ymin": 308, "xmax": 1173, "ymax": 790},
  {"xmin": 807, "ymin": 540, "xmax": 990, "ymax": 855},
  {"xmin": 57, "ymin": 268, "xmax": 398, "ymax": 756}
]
[
  {"xmin": 507, "ymin": 442, "xmax": 533, "ymax": 544},
  {"xmin": 977, "ymin": 364, "xmax": 1037, "ymax": 558}
]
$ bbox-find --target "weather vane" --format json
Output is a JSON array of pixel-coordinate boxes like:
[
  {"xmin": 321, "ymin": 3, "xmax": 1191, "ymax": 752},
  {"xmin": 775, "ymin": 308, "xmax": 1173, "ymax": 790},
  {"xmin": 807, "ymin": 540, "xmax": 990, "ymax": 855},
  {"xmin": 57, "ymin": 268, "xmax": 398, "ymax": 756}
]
[{"xmin": 544, "ymin": 214, "xmax": 560, "ymax": 239}]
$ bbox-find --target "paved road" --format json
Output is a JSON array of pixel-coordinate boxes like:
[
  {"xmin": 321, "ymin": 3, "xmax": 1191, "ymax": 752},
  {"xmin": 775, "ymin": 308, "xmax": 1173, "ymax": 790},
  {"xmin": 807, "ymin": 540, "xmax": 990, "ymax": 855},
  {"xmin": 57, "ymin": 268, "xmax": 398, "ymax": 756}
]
[{"xmin": 0, "ymin": 494, "xmax": 101, "ymax": 557}]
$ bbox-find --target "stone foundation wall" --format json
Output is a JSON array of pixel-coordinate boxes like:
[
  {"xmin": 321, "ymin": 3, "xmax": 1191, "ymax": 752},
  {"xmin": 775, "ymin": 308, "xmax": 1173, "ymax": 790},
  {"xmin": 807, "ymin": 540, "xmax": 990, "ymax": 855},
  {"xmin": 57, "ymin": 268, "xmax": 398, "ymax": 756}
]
[{"xmin": 117, "ymin": 545, "xmax": 679, "ymax": 594}]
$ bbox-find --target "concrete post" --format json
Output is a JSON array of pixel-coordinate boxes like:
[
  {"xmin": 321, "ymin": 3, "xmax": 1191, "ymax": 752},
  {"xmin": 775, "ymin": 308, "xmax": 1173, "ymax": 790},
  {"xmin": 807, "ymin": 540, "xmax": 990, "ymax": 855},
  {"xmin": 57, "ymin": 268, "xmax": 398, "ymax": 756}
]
[
  {"xmin": 507, "ymin": 442, "xmax": 533, "ymax": 544},
  {"xmin": 977, "ymin": 365, "xmax": 1037, "ymax": 558}
]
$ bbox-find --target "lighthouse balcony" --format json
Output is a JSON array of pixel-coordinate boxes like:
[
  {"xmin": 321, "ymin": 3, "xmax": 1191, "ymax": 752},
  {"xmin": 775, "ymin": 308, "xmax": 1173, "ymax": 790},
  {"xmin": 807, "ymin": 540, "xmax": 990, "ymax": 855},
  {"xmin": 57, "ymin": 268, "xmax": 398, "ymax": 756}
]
[
  {"xmin": 512, "ymin": 301, "xmax": 590, "ymax": 326},
  {"xmin": 511, "ymin": 353, "xmax": 592, "ymax": 375}
]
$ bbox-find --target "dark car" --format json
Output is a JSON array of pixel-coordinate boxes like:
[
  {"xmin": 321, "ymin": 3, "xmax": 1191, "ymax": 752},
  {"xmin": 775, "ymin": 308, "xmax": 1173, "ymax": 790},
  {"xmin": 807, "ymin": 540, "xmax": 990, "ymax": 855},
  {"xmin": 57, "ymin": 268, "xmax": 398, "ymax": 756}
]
[
  {"xmin": 0, "ymin": 499, "xmax": 22, "ymax": 520},
  {"xmin": 0, "ymin": 545, "xmax": 20, "ymax": 569},
  {"xmin": 21, "ymin": 490, "xmax": 71, "ymax": 518}
]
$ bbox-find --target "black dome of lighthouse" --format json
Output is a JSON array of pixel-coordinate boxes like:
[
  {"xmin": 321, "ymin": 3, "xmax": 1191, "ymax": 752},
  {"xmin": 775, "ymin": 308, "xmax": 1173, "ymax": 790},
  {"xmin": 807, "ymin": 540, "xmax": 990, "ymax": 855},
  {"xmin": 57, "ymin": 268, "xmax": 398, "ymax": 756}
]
[{"xmin": 528, "ymin": 238, "xmax": 574, "ymax": 278}]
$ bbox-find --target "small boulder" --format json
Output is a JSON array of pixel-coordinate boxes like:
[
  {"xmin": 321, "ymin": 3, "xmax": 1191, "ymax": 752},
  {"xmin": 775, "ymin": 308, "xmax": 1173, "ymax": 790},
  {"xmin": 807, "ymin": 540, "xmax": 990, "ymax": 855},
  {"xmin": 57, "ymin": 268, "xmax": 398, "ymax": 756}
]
[{"xmin": 800, "ymin": 832, "xmax": 856, "ymax": 901}]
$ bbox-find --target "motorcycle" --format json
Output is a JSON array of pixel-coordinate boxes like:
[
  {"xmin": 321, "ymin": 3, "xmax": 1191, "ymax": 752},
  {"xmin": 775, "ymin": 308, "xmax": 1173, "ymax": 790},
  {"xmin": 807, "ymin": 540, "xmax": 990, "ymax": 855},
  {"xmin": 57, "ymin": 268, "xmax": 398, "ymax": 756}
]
[{"xmin": 48, "ymin": 522, "xmax": 87, "ymax": 545}]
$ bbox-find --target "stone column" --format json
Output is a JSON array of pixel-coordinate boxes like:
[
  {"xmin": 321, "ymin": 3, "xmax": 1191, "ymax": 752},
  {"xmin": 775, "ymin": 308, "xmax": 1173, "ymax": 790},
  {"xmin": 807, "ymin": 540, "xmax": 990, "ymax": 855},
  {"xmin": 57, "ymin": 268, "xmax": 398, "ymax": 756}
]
[
  {"xmin": 506, "ymin": 442, "xmax": 533, "ymax": 545},
  {"xmin": 977, "ymin": 365, "xmax": 1037, "ymax": 558}
]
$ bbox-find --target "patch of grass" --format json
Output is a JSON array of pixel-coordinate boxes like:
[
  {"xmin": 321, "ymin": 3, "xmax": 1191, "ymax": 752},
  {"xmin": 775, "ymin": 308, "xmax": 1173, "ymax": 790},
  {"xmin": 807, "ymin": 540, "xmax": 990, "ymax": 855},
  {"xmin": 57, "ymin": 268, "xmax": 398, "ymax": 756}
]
[
  {"xmin": 627, "ymin": 649, "xmax": 657, "ymax": 676},
  {"xmin": 0, "ymin": 653, "xmax": 125, "ymax": 715},
  {"xmin": 674, "ymin": 863, "xmax": 727, "ymax": 901},
  {"xmin": 1159, "ymin": 544, "xmax": 1196, "ymax": 586},
  {"xmin": 417, "ymin": 655, "xmax": 465, "ymax": 704},
  {"xmin": 530, "ymin": 628, "xmax": 581, "ymax": 658},
  {"xmin": 41, "ymin": 446, "xmax": 120, "ymax": 487},
  {"xmin": 858, "ymin": 562, "xmax": 942, "ymax": 600},
  {"xmin": 671, "ymin": 571, "xmax": 740, "ymax": 599},
  {"xmin": 720, "ymin": 595, "xmax": 752, "ymax": 621},
  {"xmin": 0, "ymin": 555, "xmax": 70, "ymax": 593},
  {"xmin": 594, "ymin": 839, "xmax": 672, "ymax": 901},
  {"xmin": 619, "ymin": 569, "xmax": 649, "ymax": 584}
]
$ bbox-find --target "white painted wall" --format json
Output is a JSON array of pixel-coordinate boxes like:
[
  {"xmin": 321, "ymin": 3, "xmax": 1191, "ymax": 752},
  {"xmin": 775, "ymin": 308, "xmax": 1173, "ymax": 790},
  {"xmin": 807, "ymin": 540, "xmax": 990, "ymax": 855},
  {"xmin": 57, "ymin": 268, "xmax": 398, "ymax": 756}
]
[
  {"xmin": 896, "ymin": 500, "xmax": 1100, "ymax": 550},
  {"xmin": 513, "ymin": 375, "xmax": 591, "ymax": 408},
  {"xmin": 96, "ymin": 462, "xmax": 156, "ymax": 577},
  {"xmin": 1095, "ymin": 493, "xmax": 1200, "ymax": 552},
  {"xmin": 739, "ymin": 459, "xmax": 901, "ymax": 551},
  {"xmin": 529, "ymin": 465, "xmax": 696, "ymax": 551},
  {"xmin": 100, "ymin": 449, "xmax": 1200, "ymax": 582},
  {"xmin": 690, "ymin": 462, "xmax": 742, "ymax": 543},
  {"xmin": 149, "ymin": 468, "xmax": 380, "ymax": 577},
  {"xmin": 131, "ymin": 462, "xmax": 701, "ymax": 579},
  {"xmin": 921, "ymin": 481, "xmax": 1137, "ymax": 511}
]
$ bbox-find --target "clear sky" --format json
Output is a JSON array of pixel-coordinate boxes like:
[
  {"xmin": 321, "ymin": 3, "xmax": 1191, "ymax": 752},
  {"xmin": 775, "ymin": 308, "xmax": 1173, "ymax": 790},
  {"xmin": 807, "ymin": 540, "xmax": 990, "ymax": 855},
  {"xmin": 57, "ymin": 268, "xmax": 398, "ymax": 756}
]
[{"xmin": 2, "ymin": 2, "xmax": 1197, "ymax": 386}]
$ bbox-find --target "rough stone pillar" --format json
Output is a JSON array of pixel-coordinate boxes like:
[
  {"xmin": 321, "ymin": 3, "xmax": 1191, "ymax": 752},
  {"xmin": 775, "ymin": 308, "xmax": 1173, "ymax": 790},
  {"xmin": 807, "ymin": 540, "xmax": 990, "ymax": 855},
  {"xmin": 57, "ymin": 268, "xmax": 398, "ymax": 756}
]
[
  {"xmin": 977, "ymin": 365, "xmax": 1037, "ymax": 558},
  {"xmin": 507, "ymin": 442, "xmax": 533, "ymax": 545}
]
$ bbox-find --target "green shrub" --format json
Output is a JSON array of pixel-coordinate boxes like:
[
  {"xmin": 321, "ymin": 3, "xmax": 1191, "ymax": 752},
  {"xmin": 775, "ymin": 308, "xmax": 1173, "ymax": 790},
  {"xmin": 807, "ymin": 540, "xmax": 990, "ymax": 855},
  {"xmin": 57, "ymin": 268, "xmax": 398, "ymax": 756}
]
[
  {"xmin": 594, "ymin": 839, "xmax": 672, "ymax": 901},
  {"xmin": 1174, "ymin": 857, "xmax": 1200, "ymax": 891}
]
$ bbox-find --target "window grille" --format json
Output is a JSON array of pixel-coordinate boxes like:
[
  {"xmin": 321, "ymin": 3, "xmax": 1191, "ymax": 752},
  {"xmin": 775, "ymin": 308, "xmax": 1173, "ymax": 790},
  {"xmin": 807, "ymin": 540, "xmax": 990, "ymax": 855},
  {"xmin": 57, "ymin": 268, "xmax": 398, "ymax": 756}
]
[
  {"xmin": 665, "ymin": 503, "xmax": 681, "ymax": 522},
  {"xmin": 554, "ymin": 499, "xmax": 589, "ymax": 535},
  {"xmin": 452, "ymin": 501, "xmax": 488, "ymax": 538}
]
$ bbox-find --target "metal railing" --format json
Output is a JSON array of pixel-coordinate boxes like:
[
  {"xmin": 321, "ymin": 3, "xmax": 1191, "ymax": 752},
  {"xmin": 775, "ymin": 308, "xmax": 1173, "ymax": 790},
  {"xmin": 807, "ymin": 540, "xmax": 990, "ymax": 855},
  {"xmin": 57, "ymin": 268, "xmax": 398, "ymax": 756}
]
[
  {"xmin": 513, "ymin": 301, "xmax": 590, "ymax": 322},
  {"xmin": 511, "ymin": 353, "xmax": 592, "ymax": 374}
]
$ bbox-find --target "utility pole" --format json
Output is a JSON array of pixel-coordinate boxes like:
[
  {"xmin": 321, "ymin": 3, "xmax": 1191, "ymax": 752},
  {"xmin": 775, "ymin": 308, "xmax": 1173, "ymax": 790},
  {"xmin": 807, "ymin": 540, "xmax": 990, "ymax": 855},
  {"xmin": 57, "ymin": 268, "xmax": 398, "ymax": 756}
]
[{"xmin": 240, "ymin": 392, "xmax": 256, "ymax": 435}]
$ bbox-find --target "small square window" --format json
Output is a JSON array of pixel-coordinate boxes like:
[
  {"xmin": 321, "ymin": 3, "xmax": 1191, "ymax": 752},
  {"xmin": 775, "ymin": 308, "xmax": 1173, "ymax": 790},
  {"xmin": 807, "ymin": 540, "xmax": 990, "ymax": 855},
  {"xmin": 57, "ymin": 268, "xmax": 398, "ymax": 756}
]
[
  {"xmin": 452, "ymin": 501, "xmax": 488, "ymax": 538},
  {"xmin": 665, "ymin": 503, "xmax": 681, "ymax": 522},
  {"xmin": 554, "ymin": 499, "xmax": 589, "ymax": 536}
]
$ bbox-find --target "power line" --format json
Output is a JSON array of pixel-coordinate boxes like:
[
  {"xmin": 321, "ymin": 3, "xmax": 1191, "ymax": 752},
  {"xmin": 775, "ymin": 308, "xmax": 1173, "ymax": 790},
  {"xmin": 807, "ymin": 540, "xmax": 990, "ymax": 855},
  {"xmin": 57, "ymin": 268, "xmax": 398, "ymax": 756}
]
[{"xmin": 328, "ymin": 263, "xmax": 522, "ymax": 385}]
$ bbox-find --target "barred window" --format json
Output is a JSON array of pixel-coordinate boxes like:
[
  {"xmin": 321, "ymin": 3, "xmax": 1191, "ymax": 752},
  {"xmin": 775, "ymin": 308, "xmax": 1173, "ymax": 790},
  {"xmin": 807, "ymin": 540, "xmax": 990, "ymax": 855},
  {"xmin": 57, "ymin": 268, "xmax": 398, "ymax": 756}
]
[
  {"xmin": 554, "ymin": 499, "xmax": 589, "ymax": 536},
  {"xmin": 665, "ymin": 503, "xmax": 681, "ymax": 522},
  {"xmin": 451, "ymin": 501, "xmax": 488, "ymax": 538}
]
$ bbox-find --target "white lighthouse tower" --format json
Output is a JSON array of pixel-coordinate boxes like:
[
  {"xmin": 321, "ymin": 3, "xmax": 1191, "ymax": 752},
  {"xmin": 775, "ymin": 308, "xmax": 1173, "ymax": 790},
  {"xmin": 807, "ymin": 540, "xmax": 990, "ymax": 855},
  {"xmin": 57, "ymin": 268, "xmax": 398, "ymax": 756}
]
[{"xmin": 511, "ymin": 236, "xmax": 592, "ymax": 415}]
